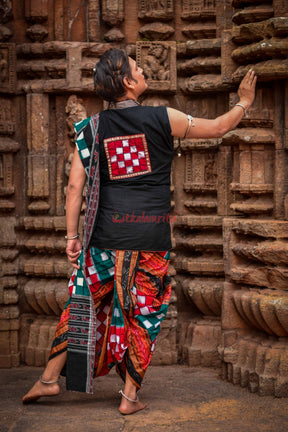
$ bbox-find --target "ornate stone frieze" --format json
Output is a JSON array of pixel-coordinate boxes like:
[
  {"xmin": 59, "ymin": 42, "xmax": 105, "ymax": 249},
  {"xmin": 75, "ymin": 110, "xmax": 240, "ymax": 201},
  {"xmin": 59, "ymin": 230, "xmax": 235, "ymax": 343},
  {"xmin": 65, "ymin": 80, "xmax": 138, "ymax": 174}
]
[
  {"xmin": 137, "ymin": 41, "xmax": 176, "ymax": 92},
  {"xmin": 183, "ymin": 149, "xmax": 217, "ymax": 192},
  {"xmin": 0, "ymin": 43, "xmax": 15, "ymax": 93},
  {"xmin": 138, "ymin": 0, "xmax": 174, "ymax": 21},
  {"xmin": 181, "ymin": 0, "xmax": 216, "ymax": 21}
]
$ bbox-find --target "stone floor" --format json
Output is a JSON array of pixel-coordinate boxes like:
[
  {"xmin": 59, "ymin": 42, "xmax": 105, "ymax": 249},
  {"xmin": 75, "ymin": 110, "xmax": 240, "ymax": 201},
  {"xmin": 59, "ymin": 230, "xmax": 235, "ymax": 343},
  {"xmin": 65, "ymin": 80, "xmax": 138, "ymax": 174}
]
[{"xmin": 1, "ymin": 365, "xmax": 288, "ymax": 432}]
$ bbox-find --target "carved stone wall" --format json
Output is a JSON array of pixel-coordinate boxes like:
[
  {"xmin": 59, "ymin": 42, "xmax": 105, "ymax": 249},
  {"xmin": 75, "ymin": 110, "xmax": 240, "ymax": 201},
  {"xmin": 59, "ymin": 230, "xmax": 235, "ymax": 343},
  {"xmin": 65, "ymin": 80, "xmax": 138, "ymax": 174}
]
[{"xmin": 0, "ymin": 0, "xmax": 287, "ymax": 396}]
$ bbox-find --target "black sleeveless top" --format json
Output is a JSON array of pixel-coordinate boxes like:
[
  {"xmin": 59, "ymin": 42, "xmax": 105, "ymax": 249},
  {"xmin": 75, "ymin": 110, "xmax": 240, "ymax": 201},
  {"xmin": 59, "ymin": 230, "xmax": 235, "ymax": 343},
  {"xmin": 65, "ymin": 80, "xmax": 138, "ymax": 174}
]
[{"xmin": 89, "ymin": 105, "xmax": 174, "ymax": 251}]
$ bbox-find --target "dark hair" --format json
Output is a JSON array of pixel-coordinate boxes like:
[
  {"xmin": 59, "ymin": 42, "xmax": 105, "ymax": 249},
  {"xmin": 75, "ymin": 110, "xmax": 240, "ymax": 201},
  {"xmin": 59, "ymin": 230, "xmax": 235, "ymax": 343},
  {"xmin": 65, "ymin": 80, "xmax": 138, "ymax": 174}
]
[{"xmin": 93, "ymin": 49, "xmax": 134, "ymax": 102}]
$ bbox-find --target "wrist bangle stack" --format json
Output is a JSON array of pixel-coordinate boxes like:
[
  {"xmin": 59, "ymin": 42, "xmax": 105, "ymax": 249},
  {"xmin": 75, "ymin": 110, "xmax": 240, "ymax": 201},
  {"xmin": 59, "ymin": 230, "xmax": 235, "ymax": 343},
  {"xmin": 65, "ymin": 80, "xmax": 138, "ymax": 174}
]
[
  {"xmin": 235, "ymin": 103, "xmax": 248, "ymax": 117},
  {"xmin": 65, "ymin": 233, "xmax": 80, "ymax": 240}
]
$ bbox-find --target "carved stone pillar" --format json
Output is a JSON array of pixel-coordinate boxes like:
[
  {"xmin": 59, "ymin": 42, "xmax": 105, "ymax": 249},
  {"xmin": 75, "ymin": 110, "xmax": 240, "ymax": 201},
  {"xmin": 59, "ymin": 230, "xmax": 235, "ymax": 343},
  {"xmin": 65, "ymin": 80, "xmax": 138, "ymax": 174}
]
[
  {"xmin": 26, "ymin": 93, "xmax": 50, "ymax": 213},
  {"xmin": 220, "ymin": 219, "xmax": 288, "ymax": 396}
]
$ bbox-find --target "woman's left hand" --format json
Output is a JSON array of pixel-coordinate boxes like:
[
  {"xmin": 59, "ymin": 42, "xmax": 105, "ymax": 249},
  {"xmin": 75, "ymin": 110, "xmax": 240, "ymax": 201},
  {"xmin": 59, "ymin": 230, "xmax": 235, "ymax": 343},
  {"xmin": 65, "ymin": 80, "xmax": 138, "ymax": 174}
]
[{"xmin": 66, "ymin": 238, "xmax": 82, "ymax": 269}]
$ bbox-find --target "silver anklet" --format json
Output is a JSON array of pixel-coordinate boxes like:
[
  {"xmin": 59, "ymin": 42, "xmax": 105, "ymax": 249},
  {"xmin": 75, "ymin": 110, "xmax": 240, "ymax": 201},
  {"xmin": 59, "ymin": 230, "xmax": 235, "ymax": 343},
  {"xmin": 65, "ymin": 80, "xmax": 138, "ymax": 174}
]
[
  {"xmin": 39, "ymin": 374, "xmax": 59, "ymax": 385},
  {"xmin": 119, "ymin": 389, "xmax": 139, "ymax": 403}
]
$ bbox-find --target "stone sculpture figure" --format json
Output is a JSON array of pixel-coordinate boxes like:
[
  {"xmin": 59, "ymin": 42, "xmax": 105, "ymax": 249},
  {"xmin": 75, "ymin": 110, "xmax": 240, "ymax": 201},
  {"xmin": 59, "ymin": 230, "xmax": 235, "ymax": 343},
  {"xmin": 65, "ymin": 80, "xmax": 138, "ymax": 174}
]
[{"xmin": 144, "ymin": 44, "xmax": 169, "ymax": 81}]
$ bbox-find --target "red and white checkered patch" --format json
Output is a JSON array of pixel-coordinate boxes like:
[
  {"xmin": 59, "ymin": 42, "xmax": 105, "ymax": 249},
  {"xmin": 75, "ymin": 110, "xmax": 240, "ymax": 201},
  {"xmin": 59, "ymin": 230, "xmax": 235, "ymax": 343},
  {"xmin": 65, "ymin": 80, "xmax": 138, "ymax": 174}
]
[{"xmin": 104, "ymin": 134, "xmax": 152, "ymax": 180}]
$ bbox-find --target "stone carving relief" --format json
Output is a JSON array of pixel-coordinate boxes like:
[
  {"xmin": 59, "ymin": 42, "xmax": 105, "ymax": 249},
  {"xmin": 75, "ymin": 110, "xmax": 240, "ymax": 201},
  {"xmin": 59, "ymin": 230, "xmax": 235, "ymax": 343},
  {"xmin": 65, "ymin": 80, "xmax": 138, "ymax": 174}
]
[
  {"xmin": 138, "ymin": 0, "xmax": 174, "ymax": 20},
  {"xmin": 65, "ymin": 95, "xmax": 87, "ymax": 142},
  {"xmin": 137, "ymin": 41, "xmax": 176, "ymax": 91},
  {"xmin": 0, "ymin": 43, "xmax": 15, "ymax": 93},
  {"xmin": 182, "ymin": 0, "xmax": 216, "ymax": 20}
]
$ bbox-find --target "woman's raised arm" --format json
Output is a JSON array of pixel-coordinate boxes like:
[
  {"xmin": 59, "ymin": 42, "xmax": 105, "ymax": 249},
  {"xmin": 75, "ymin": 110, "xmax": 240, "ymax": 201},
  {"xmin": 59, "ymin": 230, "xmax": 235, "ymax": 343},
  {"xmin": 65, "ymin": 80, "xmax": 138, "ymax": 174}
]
[{"xmin": 168, "ymin": 69, "xmax": 257, "ymax": 139}]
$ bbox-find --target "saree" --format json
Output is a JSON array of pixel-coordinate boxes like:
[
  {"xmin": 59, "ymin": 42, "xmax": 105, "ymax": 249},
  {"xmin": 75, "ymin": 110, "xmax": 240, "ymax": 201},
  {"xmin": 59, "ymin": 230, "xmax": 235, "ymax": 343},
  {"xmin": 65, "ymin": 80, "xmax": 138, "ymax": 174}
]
[
  {"xmin": 50, "ymin": 247, "xmax": 171, "ymax": 393},
  {"xmin": 49, "ymin": 113, "xmax": 171, "ymax": 393}
]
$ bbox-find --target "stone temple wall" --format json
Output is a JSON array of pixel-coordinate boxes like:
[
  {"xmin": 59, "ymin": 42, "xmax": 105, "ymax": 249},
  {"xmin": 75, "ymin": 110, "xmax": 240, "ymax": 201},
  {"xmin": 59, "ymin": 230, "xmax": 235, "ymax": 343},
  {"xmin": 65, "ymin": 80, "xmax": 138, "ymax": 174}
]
[{"xmin": 0, "ymin": 0, "xmax": 288, "ymax": 397}]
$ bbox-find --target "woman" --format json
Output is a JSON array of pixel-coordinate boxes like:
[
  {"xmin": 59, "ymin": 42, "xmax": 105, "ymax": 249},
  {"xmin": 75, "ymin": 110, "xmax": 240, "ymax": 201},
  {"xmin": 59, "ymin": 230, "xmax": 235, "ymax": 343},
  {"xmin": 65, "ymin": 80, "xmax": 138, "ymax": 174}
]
[{"xmin": 22, "ymin": 49, "xmax": 257, "ymax": 414}]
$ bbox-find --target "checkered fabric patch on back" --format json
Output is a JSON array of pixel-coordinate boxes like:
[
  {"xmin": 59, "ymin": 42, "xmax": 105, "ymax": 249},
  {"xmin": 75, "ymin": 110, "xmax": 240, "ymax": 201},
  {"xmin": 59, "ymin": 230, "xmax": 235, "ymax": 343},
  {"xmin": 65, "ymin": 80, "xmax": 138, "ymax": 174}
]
[{"xmin": 104, "ymin": 134, "xmax": 152, "ymax": 180}]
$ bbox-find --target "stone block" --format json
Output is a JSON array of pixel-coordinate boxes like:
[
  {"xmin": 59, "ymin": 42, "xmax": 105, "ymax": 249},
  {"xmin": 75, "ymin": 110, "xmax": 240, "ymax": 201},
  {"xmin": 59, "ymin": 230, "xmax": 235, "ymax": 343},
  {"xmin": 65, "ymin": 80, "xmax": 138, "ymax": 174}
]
[
  {"xmin": 0, "ymin": 217, "xmax": 16, "ymax": 247},
  {"xmin": 22, "ymin": 316, "xmax": 61, "ymax": 366},
  {"xmin": 181, "ymin": 319, "xmax": 222, "ymax": 368},
  {"xmin": 222, "ymin": 282, "xmax": 250, "ymax": 330},
  {"xmin": 258, "ymin": 376, "xmax": 275, "ymax": 396}
]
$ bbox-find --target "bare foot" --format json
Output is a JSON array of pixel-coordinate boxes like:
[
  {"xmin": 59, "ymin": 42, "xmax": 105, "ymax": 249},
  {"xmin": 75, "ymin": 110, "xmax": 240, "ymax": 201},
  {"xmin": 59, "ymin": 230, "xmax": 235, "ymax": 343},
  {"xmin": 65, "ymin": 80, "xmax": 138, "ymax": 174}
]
[
  {"xmin": 119, "ymin": 396, "xmax": 147, "ymax": 415},
  {"xmin": 22, "ymin": 380, "xmax": 60, "ymax": 404}
]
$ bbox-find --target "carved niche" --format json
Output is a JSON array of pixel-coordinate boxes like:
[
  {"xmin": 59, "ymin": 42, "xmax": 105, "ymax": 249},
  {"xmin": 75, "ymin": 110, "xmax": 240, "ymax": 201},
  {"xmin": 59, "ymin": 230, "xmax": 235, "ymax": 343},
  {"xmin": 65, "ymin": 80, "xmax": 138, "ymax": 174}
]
[
  {"xmin": 0, "ymin": 43, "xmax": 15, "ymax": 93},
  {"xmin": 138, "ymin": 0, "xmax": 174, "ymax": 20},
  {"xmin": 181, "ymin": 0, "xmax": 216, "ymax": 20},
  {"xmin": 137, "ymin": 41, "xmax": 176, "ymax": 92}
]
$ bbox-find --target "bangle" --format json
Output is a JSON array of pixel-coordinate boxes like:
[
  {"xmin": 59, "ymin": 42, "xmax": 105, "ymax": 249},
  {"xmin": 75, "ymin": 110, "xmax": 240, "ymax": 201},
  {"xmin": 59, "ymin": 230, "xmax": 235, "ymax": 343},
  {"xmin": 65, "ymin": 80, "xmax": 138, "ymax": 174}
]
[
  {"xmin": 235, "ymin": 103, "xmax": 248, "ymax": 117},
  {"xmin": 65, "ymin": 233, "xmax": 80, "ymax": 240},
  {"xmin": 183, "ymin": 114, "xmax": 195, "ymax": 139}
]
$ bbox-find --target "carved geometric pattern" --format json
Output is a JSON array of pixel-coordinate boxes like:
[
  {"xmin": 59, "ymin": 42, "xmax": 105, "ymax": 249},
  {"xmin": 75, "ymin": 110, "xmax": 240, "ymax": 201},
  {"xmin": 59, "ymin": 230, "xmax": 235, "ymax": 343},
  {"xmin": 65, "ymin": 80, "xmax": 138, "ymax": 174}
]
[{"xmin": 104, "ymin": 134, "xmax": 152, "ymax": 180}]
